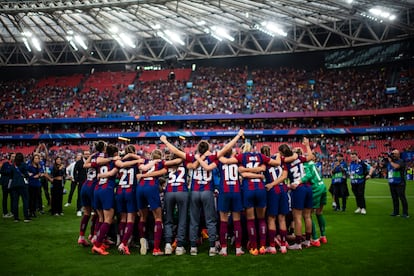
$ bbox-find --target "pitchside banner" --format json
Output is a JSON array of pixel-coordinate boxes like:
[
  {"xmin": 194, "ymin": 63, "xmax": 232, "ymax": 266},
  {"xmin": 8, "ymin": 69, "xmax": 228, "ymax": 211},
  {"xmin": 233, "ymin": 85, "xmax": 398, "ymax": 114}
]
[{"xmin": 1, "ymin": 125, "xmax": 413, "ymax": 140}]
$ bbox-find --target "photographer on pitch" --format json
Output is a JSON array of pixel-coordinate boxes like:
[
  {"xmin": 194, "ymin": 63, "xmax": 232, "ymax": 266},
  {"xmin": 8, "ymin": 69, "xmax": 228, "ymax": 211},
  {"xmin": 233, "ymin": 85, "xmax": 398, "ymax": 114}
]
[{"xmin": 382, "ymin": 150, "xmax": 409, "ymax": 218}]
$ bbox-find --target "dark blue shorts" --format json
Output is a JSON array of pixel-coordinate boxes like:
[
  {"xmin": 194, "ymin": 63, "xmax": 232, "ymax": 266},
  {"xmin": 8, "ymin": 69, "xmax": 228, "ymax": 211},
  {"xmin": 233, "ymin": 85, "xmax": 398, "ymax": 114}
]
[
  {"xmin": 116, "ymin": 187, "xmax": 137, "ymax": 213},
  {"xmin": 218, "ymin": 192, "xmax": 243, "ymax": 212},
  {"xmin": 243, "ymin": 189, "xmax": 267, "ymax": 209}
]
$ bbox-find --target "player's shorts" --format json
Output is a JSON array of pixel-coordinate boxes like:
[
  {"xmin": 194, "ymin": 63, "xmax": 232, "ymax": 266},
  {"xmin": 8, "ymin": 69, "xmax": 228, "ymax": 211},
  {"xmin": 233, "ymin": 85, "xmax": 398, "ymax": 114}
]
[
  {"xmin": 242, "ymin": 189, "xmax": 267, "ymax": 209},
  {"xmin": 116, "ymin": 187, "xmax": 137, "ymax": 213},
  {"xmin": 291, "ymin": 184, "xmax": 313, "ymax": 210},
  {"xmin": 94, "ymin": 185, "xmax": 115, "ymax": 211},
  {"xmin": 80, "ymin": 181, "xmax": 96, "ymax": 208},
  {"xmin": 218, "ymin": 192, "xmax": 243, "ymax": 212},
  {"xmin": 267, "ymin": 184, "xmax": 289, "ymax": 216},
  {"xmin": 136, "ymin": 185, "xmax": 161, "ymax": 210}
]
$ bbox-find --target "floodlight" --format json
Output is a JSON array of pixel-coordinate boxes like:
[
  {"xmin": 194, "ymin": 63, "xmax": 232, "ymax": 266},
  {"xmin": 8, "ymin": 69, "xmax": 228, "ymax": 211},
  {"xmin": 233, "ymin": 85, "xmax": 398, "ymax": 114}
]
[
  {"xmin": 31, "ymin": 37, "xmax": 41, "ymax": 52},
  {"xmin": 23, "ymin": 37, "xmax": 31, "ymax": 52},
  {"xmin": 158, "ymin": 30, "xmax": 185, "ymax": 46},
  {"xmin": 259, "ymin": 21, "xmax": 287, "ymax": 37},
  {"xmin": 119, "ymin": 33, "xmax": 136, "ymax": 48},
  {"xmin": 210, "ymin": 26, "xmax": 234, "ymax": 42},
  {"xmin": 368, "ymin": 7, "xmax": 396, "ymax": 21},
  {"xmin": 69, "ymin": 40, "xmax": 78, "ymax": 51},
  {"xmin": 164, "ymin": 30, "xmax": 185, "ymax": 46},
  {"xmin": 157, "ymin": 31, "xmax": 173, "ymax": 45},
  {"xmin": 74, "ymin": 35, "xmax": 88, "ymax": 50}
]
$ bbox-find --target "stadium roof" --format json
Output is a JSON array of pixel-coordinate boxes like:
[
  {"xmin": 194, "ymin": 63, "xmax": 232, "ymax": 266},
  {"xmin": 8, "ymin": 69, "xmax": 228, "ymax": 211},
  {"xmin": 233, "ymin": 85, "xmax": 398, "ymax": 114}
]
[{"xmin": 0, "ymin": 0, "xmax": 413, "ymax": 66}]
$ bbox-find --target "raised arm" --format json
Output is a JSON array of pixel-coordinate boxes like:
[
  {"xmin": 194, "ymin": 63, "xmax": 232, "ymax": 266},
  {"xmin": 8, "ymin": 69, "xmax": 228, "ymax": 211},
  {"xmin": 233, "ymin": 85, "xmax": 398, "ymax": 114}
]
[
  {"xmin": 165, "ymin": 158, "xmax": 184, "ymax": 167},
  {"xmin": 268, "ymin": 153, "xmax": 286, "ymax": 167},
  {"xmin": 302, "ymin": 137, "xmax": 315, "ymax": 162},
  {"xmin": 137, "ymin": 168, "xmax": 167, "ymax": 180},
  {"xmin": 265, "ymin": 169, "xmax": 288, "ymax": 191},
  {"xmin": 240, "ymin": 171, "xmax": 265, "ymax": 180},
  {"xmin": 115, "ymin": 159, "xmax": 141, "ymax": 168},
  {"xmin": 122, "ymin": 153, "xmax": 144, "ymax": 162},
  {"xmin": 238, "ymin": 164, "xmax": 266, "ymax": 173},
  {"xmin": 216, "ymin": 129, "xmax": 244, "ymax": 158},
  {"xmin": 195, "ymin": 154, "xmax": 217, "ymax": 172},
  {"xmin": 97, "ymin": 155, "xmax": 121, "ymax": 166},
  {"xmin": 139, "ymin": 160, "xmax": 162, "ymax": 172},
  {"xmin": 35, "ymin": 143, "xmax": 49, "ymax": 159},
  {"xmin": 218, "ymin": 156, "xmax": 238, "ymax": 164},
  {"xmin": 97, "ymin": 167, "xmax": 119, "ymax": 179},
  {"xmin": 83, "ymin": 153, "xmax": 95, "ymax": 168},
  {"xmin": 160, "ymin": 135, "xmax": 186, "ymax": 160}
]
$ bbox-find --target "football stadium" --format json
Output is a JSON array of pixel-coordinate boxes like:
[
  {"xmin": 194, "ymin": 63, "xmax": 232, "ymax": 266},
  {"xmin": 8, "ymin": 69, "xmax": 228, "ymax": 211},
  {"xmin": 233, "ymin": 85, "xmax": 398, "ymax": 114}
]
[{"xmin": 0, "ymin": 0, "xmax": 413, "ymax": 275}]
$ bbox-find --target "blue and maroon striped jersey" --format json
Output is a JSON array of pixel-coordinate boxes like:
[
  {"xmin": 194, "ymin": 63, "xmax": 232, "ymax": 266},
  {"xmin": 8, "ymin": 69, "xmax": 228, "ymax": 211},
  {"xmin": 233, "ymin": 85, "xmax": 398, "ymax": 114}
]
[
  {"xmin": 186, "ymin": 153, "xmax": 215, "ymax": 192},
  {"xmin": 166, "ymin": 160, "xmax": 189, "ymax": 193},
  {"xmin": 236, "ymin": 152, "xmax": 270, "ymax": 191},
  {"xmin": 281, "ymin": 155, "xmax": 307, "ymax": 184},
  {"xmin": 97, "ymin": 160, "xmax": 117, "ymax": 189},
  {"xmin": 117, "ymin": 158, "xmax": 139, "ymax": 190},
  {"xmin": 263, "ymin": 155, "xmax": 285, "ymax": 184},
  {"xmin": 84, "ymin": 152, "xmax": 99, "ymax": 187},
  {"xmin": 139, "ymin": 159, "xmax": 166, "ymax": 187}
]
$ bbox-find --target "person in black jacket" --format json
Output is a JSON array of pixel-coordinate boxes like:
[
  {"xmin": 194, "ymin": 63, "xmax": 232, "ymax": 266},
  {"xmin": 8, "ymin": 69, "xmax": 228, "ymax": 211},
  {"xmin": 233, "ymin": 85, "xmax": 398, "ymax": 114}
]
[
  {"xmin": 0, "ymin": 153, "xmax": 15, "ymax": 218},
  {"xmin": 9, "ymin": 152, "xmax": 31, "ymax": 222},
  {"xmin": 46, "ymin": 156, "xmax": 66, "ymax": 216},
  {"xmin": 68, "ymin": 150, "xmax": 90, "ymax": 216}
]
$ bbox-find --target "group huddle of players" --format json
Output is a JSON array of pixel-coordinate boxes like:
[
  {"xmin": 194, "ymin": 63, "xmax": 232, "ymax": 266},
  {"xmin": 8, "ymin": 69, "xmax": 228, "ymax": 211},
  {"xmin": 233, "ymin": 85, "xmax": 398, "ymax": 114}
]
[{"xmin": 76, "ymin": 129, "xmax": 327, "ymax": 256}]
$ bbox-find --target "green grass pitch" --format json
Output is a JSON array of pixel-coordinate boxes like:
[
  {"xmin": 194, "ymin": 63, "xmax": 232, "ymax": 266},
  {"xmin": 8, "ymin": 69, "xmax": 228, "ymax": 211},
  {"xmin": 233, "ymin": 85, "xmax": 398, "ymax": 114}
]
[{"xmin": 1, "ymin": 178, "xmax": 413, "ymax": 275}]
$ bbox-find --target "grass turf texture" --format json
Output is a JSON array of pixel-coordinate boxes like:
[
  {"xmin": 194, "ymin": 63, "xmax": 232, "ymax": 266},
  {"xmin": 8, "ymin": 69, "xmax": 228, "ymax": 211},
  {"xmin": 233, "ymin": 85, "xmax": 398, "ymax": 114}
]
[{"xmin": 1, "ymin": 178, "xmax": 413, "ymax": 276}]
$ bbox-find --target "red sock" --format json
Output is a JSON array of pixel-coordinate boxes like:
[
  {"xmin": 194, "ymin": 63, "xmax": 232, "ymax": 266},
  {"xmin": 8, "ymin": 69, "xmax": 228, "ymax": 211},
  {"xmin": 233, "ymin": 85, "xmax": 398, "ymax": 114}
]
[
  {"xmin": 118, "ymin": 222, "xmax": 126, "ymax": 241},
  {"xmin": 154, "ymin": 221, "xmax": 163, "ymax": 250},
  {"xmin": 80, "ymin": 214, "xmax": 90, "ymax": 236},
  {"xmin": 258, "ymin": 219, "xmax": 267, "ymax": 247},
  {"xmin": 233, "ymin": 220, "xmax": 242, "ymax": 248},
  {"xmin": 220, "ymin": 221, "xmax": 227, "ymax": 247},
  {"xmin": 279, "ymin": 230, "xmax": 288, "ymax": 242},
  {"xmin": 95, "ymin": 221, "xmax": 102, "ymax": 237},
  {"xmin": 90, "ymin": 214, "xmax": 98, "ymax": 236},
  {"xmin": 122, "ymin": 222, "xmax": 134, "ymax": 245},
  {"xmin": 96, "ymin": 222, "xmax": 110, "ymax": 246},
  {"xmin": 268, "ymin": 229, "xmax": 276, "ymax": 247},
  {"xmin": 247, "ymin": 219, "xmax": 257, "ymax": 249}
]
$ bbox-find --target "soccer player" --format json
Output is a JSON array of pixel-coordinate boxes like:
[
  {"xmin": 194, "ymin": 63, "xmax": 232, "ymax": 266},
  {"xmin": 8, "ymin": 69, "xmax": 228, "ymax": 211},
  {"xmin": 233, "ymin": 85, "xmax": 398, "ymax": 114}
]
[
  {"xmin": 280, "ymin": 138, "xmax": 314, "ymax": 250},
  {"xmin": 349, "ymin": 151, "xmax": 373, "ymax": 215},
  {"xmin": 163, "ymin": 150, "xmax": 191, "ymax": 256},
  {"xmin": 136, "ymin": 149, "xmax": 169, "ymax": 256},
  {"xmin": 93, "ymin": 144, "xmax": 141, "ymax": 255},
  {"xmin": 196, "ymin": 146, "xmax": 262, "ymax": 257},
  {"xmin": 261, "ymin": 145, "xmax": 289, "ymax": 254},
  {"xmin": 78, "ymin": 142, "xmax": 104, "ymax": 247},
  {"xmin": 115, "ymin": 145, "xmax": 144, "ymax": 255},
  {"xmin": 295, "ymin": 148, "xmax": 328, "ymax": 246},
  {"xmin": 219, "ymin": 140, "xmax": 282, "ymax": 256},
  {"xmin": 161, "ymin": 130, "xmax": 244, "ymax": 256},
  {"xmin": 92, "ymin": 144, "xmax": 119, "ymax": 255}
]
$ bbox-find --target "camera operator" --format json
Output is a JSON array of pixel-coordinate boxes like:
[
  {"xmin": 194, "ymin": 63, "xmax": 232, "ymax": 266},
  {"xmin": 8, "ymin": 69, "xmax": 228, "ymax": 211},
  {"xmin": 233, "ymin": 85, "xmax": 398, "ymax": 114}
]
[
  {"xmin": 384, "ymin": 150, "xmax": 409, "ymax": 218},
  {"xmin": 331, "ymin": 153, "xmax": 349, "ymax": 212}
]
